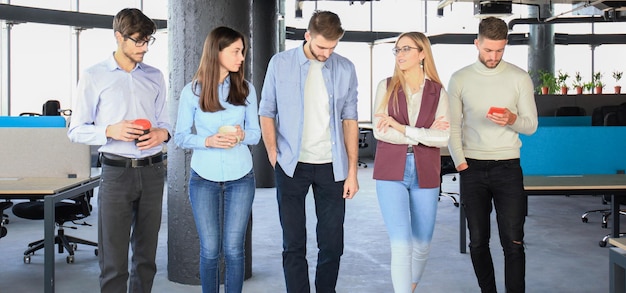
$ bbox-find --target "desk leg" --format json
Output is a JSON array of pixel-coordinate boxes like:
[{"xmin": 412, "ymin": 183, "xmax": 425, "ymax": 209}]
[
  {"xmin": 613, "ymin": 195, "xmax": 621, "ymax": 239},
  {"xmin": 610, "ymin": 247, "xmax": 626, "ymax": 293},
  {"xmin": 44, "ymin": 195, "xmax": 55, "ymax": 293},
  {"xmin": 460, "ymin": 198, "xmax": 467, "ymax": 254}
]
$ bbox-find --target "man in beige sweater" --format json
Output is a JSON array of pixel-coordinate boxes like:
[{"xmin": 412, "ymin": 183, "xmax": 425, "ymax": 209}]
[{"xmin": 448, "ymin": 17, "xmax": 538, "ymax": 293}]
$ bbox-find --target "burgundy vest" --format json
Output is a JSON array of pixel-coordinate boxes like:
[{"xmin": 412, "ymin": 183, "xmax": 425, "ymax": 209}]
[{"xmin": 372, "ymin": 78, "xmax": 442, "ymax": 188}]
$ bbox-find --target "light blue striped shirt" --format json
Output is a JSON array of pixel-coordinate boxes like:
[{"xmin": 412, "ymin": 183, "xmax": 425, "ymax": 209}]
[
  {"xmin": 174, "ymin": 78, "xmax": 260, "ymax": 182},
  {"xmin": 259, "ymin": 44, "xmax": 359, "ymax": 181},
  {"xmin": 67, "ymin": 54, "xmax": 171, "ymax": 158}
]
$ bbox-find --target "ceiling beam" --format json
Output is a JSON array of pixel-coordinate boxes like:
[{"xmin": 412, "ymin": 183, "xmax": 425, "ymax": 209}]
[{"xmin": 0, "ymin": 4, "xmax": 167, "ymax": 29}]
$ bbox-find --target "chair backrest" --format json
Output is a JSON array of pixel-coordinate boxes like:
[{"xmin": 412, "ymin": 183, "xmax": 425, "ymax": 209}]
[
  {"xmin": 555, "ymin": 106, "xmax": 586, "ymax": 117},
  {"xmin": 592, "ymin": 105, "xmax": 622, "ymax": 126},
  {"xmin": 42, "ymin": 100, "xmax": 61, "ymax": 116}
]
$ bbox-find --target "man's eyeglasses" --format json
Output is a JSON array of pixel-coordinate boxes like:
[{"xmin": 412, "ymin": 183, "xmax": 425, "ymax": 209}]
[
  {"xmin": 125, "ymin": 35, "xmax": 156, "ymax": 47},
  {"xmin": 392, "ymin": 46, "xmax": 420, "ymax": 56}
]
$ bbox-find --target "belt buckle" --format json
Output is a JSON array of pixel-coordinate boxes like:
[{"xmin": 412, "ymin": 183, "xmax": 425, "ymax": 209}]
[{"xmin": 131, "ymin": 159, "xmax": 142, "ymax": 168}]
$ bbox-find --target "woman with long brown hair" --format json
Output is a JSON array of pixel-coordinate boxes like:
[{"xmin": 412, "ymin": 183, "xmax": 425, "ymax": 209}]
[{"xmin": 174, "ymin": 26, "xmax": 260, "ymax": 293}]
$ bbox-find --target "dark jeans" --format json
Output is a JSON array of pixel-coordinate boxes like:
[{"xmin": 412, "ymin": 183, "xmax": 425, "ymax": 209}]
[
  {"xmin": 275, "ymin": 162, "xmax": 345, "ymax": 293},
  {"xmin": 461, "ymin": 158, "xmax": 526, "ymax": 293},
  {"xmin": 98, "ymin": 162, "xmax": 165, "ymax": 293}
]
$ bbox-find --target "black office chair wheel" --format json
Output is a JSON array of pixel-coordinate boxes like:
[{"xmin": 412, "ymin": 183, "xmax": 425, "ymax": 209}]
[
  {"xmin": 66, "ymin": 255, "xmax": 74, "ymax": 264},
  {"xmin": 581, "ymin": 217, "xmax": 588, "ymax": 223},
  {"xmin": 602, "ymin": 222, "xmax": 608, "ymax": 229},
  {"xmin": 24, "ymin": 255, "xmax": 31, "ymax": 264},
  {"xmin": 94, "ymin": 249, "xmax": 98, "ymax": 256},
  {"xmin": 71, "ymin": 243, "xmax": 78, "ymax": 251},
  {"xmin": 454, "ymin": 202, "xmax": 460, "ymax": 207},
  {"xmin": 599, "ymin": 240, "xmax": 608, "ymax": 247}
]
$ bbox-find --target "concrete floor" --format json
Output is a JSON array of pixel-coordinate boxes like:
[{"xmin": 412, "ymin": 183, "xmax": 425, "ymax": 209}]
[{"xmin": 0, "ymin": 157, "xmax": 620, "ymax": 292}]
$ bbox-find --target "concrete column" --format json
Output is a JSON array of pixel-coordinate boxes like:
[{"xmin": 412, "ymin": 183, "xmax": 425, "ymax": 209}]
[
  {"xmin": 251, "ymin": 1, "xmax": 278, "ymax": 188},
  {"xmin": 168, "ymin": 0, "xmax": 252, "ymax": 285},
  {"xmin": 527, "ymin": 3, "xmax": 554, "ymax": 89}
]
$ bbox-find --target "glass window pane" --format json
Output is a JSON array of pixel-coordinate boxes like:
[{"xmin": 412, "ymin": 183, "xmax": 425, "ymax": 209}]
[{"xmin": 10, "ymin": 23, "xmax": 72, "ymax": 115}]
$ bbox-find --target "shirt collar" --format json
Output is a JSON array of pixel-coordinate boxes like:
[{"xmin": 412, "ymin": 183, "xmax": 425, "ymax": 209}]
[
  {"xmin": 298, "ymin": 41, "xmax": 331, "ymax": 70},
  {"xmin": 106, "ymin": 52, "xmax": 145, "ymax": 72}
]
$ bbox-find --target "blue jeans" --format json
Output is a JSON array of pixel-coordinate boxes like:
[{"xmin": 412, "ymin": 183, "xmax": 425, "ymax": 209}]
[
  {"xmin": 376, "ymin": 153, "xmax": 439, "ymax": 292},
  {"xmin": 461, "ymin": 158, "xmax": 526, "ymax": 293},
  {"xmin": 275, "ymin": 162, "xmax": 345, "ymax": 293},
  {"xmin": 189, "ymin": 169, "xmax": 255, "ymax": 293}
]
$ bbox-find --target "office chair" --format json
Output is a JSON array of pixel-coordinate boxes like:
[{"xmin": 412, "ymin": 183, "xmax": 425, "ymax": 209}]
[
  {"xmin": 580, "ymin": 194, "xmax": 626, "ymax": 247},
  {"xmin": 0, "ymin": 200, "xmax": 12, "ymax": 239},
  {"xmin": 554, "ymin": 106, "xmax": 586, "ymax": 116},
  {"xmin": 12, "ymin": 190, "xmax": 98, "ymax": 264},
  {"xmin": 358, "ymin": 130, "xmax": 369, "ymax": 168},
  {"xmin": 439, "ymin": 156, "xmax": 460, "ymax": 207}
]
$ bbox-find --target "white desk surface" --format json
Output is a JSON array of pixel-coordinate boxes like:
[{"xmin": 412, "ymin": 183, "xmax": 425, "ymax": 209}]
[
  {"xmin": 610, "ymin": 237, "xmax": 626, "ymax": 250},
  {"xmin": 524, "ymin": 174, "xmax": 626, "ymax": 191},
  {"xmin": 0, "ymin": 177, "xmax": 94, "ymax": 195}
]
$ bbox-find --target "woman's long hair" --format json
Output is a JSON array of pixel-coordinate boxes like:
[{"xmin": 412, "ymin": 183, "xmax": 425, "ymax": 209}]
[
  {"xmin": 377, "ymin": 32, "xmax": 443, "ymax": 115},
  {"xmin": 192, "ymin": 26, "xmax": 249, "ymax": 112}
]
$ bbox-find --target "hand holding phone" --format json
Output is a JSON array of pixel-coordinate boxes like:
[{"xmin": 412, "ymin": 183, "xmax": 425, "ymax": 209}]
[{"xmin": 487, "ymin": 107, "xmax": 506, "ymax": 115}]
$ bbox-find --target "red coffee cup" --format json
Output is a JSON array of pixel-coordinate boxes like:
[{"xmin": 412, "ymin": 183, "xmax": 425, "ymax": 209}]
[{"xmin": 133, "ymin": 119, "xmax": 152, "ymax": 144}]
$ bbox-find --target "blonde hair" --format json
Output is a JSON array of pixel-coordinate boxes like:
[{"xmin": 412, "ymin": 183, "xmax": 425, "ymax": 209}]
[{"xmin": 377, "ymin": 32, "xmax": 442, "ymax": 115}]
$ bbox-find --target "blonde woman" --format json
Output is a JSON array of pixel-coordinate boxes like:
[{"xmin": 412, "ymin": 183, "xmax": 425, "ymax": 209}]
[{"xmin": 372, "ymin": 32, "xmax": 450, "ymax": 293}]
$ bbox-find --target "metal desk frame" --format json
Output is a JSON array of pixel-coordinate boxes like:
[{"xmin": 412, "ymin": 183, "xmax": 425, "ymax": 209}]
[
  {"xmin": 0, "ymin": 177, "xmax": 100, "ymax": 293},
  {"xmin": 458, "ymin": 175, "xmax": 626, "ymax": 253}
]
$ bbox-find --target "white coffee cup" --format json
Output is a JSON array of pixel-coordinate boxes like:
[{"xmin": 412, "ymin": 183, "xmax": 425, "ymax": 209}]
[{"xmin": 218, "ymin": 125, "xmax": 237, "ymax": 133}]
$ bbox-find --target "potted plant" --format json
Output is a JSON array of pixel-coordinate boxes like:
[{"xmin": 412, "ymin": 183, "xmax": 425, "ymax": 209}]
[
  {"xmin": 537, "ymin": 70, "xmax": 557, "ymax": 95},
  {"xmin": 593, "ymin": 71, "xmax": 604, "ymax": 94},
  {"xmin": 583, "ymin": 81, "xmax": 595, "ymax": 94},
  {"xmin": 556, "ymin": 70, "xmax": 569, "ymax": 95},
  {"xmin": 614, "ymin": 70, "xmax": 623, "ymax": 94},
  {"xmin": 572, "ymin": 71, "xmax": 584, "ymax": 94}
]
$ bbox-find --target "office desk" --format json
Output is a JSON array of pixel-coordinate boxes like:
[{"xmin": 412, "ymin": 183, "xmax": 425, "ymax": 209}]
[
  {"xmin": 459, "ymin": 174, "xmax": 626, "ymax": 253},
  {"xmin": 610, "ymin": 238, "xmax": 626, "ymax": 293},
  {"xmin": 0, "ymin": 175, "xmax": 100, "ymax": 293}
]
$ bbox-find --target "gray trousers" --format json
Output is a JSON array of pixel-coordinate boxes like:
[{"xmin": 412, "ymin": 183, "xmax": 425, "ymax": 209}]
[{"xmin": 98, "ymin": 162, "xmax": 165, "ymax": 293}]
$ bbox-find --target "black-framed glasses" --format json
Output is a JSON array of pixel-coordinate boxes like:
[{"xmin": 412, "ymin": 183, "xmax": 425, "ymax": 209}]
[
  {"xmin": 125, "ymin": 35, "xmax": 156, "ymax": 47},
  {"xmin": 392, "ymin": 46, "xmax": 420, "ymax": 56}
]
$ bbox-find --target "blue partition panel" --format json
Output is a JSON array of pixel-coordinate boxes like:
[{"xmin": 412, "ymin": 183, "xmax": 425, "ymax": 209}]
[
  {"xmin": 0, "ymin": 116, "xmax": 66, "ymax": 127},
  {"xmin": 538, "ymin": 116, "xmax": 591, "ymax": 126},
  {"xmin": 520, "ymin": 126, "xmax": 626, "ymax": 175}
]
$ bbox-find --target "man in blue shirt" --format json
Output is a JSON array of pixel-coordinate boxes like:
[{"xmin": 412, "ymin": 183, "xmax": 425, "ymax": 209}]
[
  {"xmin": 67, "ymin": 8, "xmax": 171, "ymax": 293},
  {"xmin": 259, "ymin": 10, "xmax": 359, "ymax": 293}
]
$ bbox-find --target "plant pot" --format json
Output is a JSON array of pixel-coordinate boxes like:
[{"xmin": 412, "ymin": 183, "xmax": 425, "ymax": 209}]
[
  {"xmin": 616, "ymin": 86, "xmax": 622, "ymax": 94},
  {"xmin": 595, "ymin": 86, "xmax": 603, "ymax": 94},
  {"xmin": 575, "ymin": 86, "xmax": 583, "ymax": 94},
  {"xmin": 560, "ymin": 87, "xmax": 568, "ymax": 95},
  {"xmin": 541, "ymin": 87, "xmax": 549, "ymax": 95}
]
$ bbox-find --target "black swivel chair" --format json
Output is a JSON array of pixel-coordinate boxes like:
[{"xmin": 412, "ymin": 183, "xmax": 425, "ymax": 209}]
[
  {"xmin": 439, "ymin": 155, "xmax": 460, "ymax": 207},
  {"xmin": 12, "ymin": 190, "xmax": 98, "ymax": 264},
  {"xmin": 554, "ymin": 106, "xmax": 586, "ymax": 116},
  {"xmin": 583, "ymin": 195, "xmax": 626, "ymax": 247},
  {"xmin": 358, "ymin": 130, "xmax": 369, "ymax": 168},
  {"xmin": 0, "ymin": 200, "xmax": 12, "ymax": 239}
]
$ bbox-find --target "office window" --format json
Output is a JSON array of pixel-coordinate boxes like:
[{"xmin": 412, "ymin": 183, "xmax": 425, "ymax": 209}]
[{"xmin": 10, "ymin": 23, "xmax": 72, "ymax": 115}]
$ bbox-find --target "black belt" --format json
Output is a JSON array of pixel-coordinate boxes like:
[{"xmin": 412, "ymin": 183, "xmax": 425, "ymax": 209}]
[
  {"xmin": 407, "ymin": 146, "xmax": 414, "ymax": 153},
  {"xmin": 101, "ymin": 152, "xmax": 165, "ymax": 168}
]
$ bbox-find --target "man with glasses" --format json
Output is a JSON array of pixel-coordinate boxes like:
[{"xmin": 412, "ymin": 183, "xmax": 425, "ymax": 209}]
[
  {"xmin": 259, "ymin": 10, "xmax": 359, "ymax": 293},
  {"xmin": 68, "ymin": 8, "xmax": 170, "ymax": 293}
]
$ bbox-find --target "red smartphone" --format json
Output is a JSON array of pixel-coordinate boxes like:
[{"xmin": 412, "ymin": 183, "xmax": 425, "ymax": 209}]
[{"xmin": 487, "ymin": 107, "xmax": 506, "ymax": 115}]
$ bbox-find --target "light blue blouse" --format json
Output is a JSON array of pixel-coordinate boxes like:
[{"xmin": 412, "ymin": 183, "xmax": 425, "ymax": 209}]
[{"xmin": 175, "ymin": 77, "xmax": 260, "ymax": 181}]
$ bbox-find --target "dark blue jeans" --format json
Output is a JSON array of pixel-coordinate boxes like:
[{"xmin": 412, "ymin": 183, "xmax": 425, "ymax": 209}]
[
  {"xmin": 275, "ymin": 162, "xmax": 345, "ymax": 293},
  {"xmin": 461, "ymin": 158, "xmax": 526, "ymax": 293}
]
